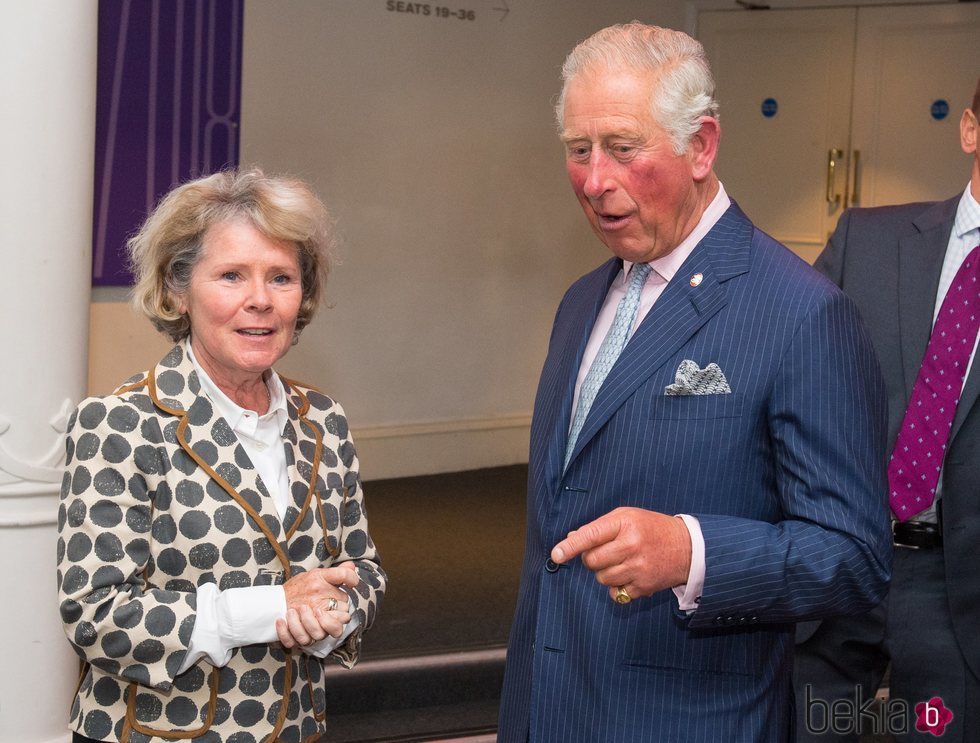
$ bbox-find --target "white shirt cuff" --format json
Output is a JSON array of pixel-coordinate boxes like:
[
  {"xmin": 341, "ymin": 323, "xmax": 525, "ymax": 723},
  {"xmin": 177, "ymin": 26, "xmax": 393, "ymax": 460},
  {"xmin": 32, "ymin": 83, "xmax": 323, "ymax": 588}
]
[
  {"xmin": 179, "ymin": 584, "xmax": 286, "ymax": 674},
  {"xmin": 180, "ymin": 584, "xmax": 362, "ymax": 672},
  {"xmin": 302, "ymin": 606, "xmax": 361, "ymax": 658},
  {"xmin": 672, "ymin": 514, "xmax": 705, "ymax": 613}
]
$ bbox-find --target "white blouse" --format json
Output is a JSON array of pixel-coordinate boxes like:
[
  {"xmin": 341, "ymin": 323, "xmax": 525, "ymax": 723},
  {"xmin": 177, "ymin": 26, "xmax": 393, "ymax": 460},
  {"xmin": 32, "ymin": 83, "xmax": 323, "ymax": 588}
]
[{"xmin": 175, "ymin": 341, "xmax": 357, "ymax": 674}]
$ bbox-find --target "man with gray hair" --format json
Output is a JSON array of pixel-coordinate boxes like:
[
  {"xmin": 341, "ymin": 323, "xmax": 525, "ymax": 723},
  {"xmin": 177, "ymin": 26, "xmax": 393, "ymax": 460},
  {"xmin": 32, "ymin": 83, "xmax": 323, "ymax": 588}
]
[{"xmin": 498, "ymin": 23, "xmax": 892, "ymax": 742}]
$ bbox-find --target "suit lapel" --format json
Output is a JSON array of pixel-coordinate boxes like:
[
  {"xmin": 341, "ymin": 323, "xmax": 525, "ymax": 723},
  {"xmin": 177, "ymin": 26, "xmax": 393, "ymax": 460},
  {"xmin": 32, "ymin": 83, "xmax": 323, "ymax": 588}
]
[
  {"xmin": 279, "ymin": 380, "xmax": 324, "ymax": 543},
  {"xmin": 535, "ymin": 259, "xmax": 621, "ymax": 483},
  {"xmin": 148, "ymin": 341, "xmax": 291, "ymax": 574},
  {"xmin": 897, "ymin": 200, "xmax": 955, "ymax": 401},
  {"xmin": 952, "ymin": 359, "xmax": 980, "ymax": 444},
  {"xmin": 563, "ymin": 204, "xmax": 752, "ymax": 471}
]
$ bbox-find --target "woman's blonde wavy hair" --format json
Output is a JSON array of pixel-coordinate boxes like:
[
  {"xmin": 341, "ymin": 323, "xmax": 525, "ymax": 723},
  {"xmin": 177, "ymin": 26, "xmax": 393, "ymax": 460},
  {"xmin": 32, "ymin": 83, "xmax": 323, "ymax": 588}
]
[{"xmin": 128, "ymin": 168, "xmax": 335, "ymax": 342}]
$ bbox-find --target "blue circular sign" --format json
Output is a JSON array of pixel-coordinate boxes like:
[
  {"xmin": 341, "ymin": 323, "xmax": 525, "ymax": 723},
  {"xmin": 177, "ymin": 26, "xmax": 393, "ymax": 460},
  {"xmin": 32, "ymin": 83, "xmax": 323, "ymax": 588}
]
[
  {"xmin": 761, "ymin": 97, "xmax": 778, "ymax": 118},
  {"xmin": 931, "ymin": 99, "xmax": 949, "ymax": 121}
]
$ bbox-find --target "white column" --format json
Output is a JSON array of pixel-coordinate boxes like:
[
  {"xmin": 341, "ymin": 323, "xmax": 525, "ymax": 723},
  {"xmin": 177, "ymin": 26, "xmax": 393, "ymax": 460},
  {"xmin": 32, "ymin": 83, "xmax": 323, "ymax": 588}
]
[{"xmin": 0, "ymin": 2, "xmax": 98, "ymax": 742}]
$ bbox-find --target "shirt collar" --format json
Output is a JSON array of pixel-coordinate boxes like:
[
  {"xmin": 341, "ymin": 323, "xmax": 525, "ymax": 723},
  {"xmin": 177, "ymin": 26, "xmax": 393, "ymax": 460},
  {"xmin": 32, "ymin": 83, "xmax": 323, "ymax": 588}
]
[
  {"xmin": 623, "ymin": 182, "xmax": 732, "ymax": 282},
  {"xmin": 953, "ymin": 183, "xmax": 980, "ymax": 239},
  {"xmin": 185, "ymin": 340, "xmax": 289, "ymax": 433}
]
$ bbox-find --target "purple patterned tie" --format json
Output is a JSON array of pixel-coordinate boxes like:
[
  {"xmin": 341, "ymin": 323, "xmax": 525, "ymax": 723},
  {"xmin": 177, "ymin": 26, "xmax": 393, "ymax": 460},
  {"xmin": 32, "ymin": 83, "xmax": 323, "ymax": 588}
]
[{"xmin": 889, "ymin": 244, "xmax": 980, "ymax": 521}]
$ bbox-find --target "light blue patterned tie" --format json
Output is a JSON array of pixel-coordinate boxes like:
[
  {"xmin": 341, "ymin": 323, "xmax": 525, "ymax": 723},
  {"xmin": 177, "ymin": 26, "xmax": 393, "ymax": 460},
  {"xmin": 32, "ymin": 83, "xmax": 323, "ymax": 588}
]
[{"xmin": 564, "ymin": 262, "xmax": 652, "ymax": 469}]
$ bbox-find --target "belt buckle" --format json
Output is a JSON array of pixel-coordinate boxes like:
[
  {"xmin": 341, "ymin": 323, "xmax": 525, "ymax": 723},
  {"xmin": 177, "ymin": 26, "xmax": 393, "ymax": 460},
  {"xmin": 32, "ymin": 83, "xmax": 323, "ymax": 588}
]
[
  {"xmin": 892, "ymin": 521, "xmax": 920, "ymax": 549},
  {"xmin": 892, "ymin": 520, "xmax": 941, "ymax": 550}
]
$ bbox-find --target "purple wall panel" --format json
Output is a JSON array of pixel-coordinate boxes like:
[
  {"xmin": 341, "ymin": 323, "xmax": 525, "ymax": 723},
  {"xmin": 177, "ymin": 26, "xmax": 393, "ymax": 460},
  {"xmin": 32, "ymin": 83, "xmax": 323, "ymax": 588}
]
[{"xmin": 92, "ymin": 0, "xmax": 243, "ymax": 286}]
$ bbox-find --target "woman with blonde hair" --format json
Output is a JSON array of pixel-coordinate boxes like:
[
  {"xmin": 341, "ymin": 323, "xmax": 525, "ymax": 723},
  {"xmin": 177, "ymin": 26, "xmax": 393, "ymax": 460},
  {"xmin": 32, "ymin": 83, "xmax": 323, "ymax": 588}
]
[{"xmin": 58, "ymin": 168, "xmax": 385, "ymax": 743}]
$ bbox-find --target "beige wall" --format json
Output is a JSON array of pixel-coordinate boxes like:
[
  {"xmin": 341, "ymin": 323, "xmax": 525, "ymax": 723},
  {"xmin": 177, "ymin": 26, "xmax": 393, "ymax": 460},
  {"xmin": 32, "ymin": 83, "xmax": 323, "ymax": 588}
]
[
  {"xmin": 87, "ymin": 0, "xmax": 954, "ymax": 479},
  {"xmin": 87, "ymin": 0, "xmax": 683, "ymax": 479}
]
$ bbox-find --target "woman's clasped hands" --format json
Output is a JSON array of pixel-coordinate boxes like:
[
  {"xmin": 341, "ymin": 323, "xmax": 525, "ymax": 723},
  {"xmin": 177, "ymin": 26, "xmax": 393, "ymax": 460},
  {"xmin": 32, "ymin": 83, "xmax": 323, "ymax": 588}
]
[{"xmin": 277, "ymin": 561, "xmax": 360, "ymax": 649}]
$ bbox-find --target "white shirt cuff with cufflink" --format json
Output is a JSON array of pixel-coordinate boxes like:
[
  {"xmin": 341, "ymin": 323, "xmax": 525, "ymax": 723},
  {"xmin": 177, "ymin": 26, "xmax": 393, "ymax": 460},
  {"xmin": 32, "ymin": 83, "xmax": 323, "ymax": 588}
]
[{"xmin": 672, "ymin": 513, "xmax": 706, "ymax": 613}]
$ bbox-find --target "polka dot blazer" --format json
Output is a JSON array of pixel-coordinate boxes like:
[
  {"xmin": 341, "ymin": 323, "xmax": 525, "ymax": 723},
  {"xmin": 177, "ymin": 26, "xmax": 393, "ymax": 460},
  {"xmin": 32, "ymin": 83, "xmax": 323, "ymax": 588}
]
[{"xmin": 57, "ymin": 341, "xmax": 386, "ymax": 743}]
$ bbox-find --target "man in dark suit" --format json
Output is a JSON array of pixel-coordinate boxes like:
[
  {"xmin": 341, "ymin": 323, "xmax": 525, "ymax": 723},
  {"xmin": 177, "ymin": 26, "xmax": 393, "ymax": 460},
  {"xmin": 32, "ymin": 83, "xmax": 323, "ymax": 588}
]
[
  {"xmin": 497, "ymin": 22, "xmax": 892, "ymax": 743},
  {"xmin": 794, "ymin": 79, "xmax": 980, "ymax": 742}
]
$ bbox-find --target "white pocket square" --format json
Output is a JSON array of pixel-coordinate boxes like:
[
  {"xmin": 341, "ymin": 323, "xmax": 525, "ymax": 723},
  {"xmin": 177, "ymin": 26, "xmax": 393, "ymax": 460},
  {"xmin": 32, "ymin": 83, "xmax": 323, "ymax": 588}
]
[{"xmin": 664, "ymin": 360, "xmax": 732, "ymax": 396}]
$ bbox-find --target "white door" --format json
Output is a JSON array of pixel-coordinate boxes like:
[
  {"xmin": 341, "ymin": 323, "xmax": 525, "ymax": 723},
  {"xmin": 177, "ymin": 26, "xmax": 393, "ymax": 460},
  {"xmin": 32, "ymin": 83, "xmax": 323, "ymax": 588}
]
[
  {"xmin": 698, "ymin": 3, "xmax": 980, "ymax": 263},
  {"xmin": 850, "ymin": 3, "xmax": 980, "ymax": 207},
  {"xmin": 698, "ymin": 8, "xmax": 857, "ymax": 263}
]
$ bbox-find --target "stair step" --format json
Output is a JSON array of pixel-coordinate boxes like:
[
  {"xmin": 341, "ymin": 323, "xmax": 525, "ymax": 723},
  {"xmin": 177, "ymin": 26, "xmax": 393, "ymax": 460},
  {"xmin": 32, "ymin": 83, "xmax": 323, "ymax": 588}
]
[
  {"xmin": 321, "ymin": 648, "xmax": 505, "ymax": 742},
  {"xmin": 321, "ymin": 700, "xmax": 498, "ymax": 743}
]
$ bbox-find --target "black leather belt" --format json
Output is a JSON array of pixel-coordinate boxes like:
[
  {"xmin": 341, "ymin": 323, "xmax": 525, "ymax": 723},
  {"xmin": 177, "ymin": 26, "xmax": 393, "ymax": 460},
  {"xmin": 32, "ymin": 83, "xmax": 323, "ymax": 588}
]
[{"xmin": 893, "ymin": 520, "xmax": 943, "ymax": 549}]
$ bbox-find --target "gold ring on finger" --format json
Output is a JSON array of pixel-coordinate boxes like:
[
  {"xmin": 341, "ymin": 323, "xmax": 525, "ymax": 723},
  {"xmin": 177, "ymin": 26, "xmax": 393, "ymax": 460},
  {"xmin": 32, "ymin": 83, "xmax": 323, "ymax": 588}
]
[{"xmin": 614, "ymin": 586, "xmax": 632, "ymax": 605}]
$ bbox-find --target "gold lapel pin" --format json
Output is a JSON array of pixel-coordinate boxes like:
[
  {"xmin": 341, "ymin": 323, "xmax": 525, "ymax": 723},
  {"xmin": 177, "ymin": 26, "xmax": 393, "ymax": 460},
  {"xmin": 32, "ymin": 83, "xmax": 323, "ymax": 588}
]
[{"xmin": 690, "ymin": 272, "xmax": 704, "ymax": 287}]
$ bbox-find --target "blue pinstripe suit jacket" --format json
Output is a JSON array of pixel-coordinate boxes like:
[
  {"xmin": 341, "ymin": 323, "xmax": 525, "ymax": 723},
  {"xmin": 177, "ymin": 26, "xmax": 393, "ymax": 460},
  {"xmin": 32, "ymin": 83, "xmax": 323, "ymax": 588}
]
[{"xmin": 498, "ymin": 203, "xmax": 893, "ymax": 742}]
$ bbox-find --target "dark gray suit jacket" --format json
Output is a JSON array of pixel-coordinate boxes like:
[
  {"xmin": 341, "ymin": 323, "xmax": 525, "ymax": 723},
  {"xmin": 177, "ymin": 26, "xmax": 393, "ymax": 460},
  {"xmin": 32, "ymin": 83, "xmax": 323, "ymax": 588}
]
[{"xmin": 809, "ymin": 195, "xmax": 980, "ymax": 677}]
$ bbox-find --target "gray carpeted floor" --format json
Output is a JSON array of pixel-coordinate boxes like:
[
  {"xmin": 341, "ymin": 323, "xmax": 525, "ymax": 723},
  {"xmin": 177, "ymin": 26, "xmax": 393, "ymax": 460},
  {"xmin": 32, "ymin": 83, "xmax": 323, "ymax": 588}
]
[
  {"xmin": 321, "ymin": 465, "xmax": 528, "ymax": 741},
  {"xmin": 356, "ymin": 464, "xmax": 528, "ymax": 660}
]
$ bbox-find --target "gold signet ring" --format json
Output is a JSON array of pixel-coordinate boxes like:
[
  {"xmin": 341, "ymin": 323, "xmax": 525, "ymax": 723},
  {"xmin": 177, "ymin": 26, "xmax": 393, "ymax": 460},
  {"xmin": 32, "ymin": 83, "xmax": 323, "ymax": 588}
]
[{"xmin": 614, "ymin": 586, "xmax": 632, "ymax": 605}]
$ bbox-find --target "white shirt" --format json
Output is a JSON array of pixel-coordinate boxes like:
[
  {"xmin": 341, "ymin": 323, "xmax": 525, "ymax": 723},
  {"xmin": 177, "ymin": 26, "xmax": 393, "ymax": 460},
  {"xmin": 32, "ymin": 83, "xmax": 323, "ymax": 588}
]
[
  {"xmin": 571, "ymin": 184, "xmax": 732, "ymax": 612},
  {"xmin": 571, "ymin": 184, "xmax": 733, "ymax": 419},
  {"xmin": 177, "ymin": 342, "xmax": 357, "ymax": 674}
]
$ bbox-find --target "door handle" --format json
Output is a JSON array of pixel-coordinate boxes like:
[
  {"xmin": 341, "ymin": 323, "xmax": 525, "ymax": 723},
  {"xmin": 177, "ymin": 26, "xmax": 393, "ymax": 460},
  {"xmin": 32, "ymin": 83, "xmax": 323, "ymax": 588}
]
[
  {"xmin": 826, "ymin": 148, "xmax": 843, "ymax": 207},
  {"xmin": 847, "ymin": 149, "xmax": 861, "ymax": 208}
]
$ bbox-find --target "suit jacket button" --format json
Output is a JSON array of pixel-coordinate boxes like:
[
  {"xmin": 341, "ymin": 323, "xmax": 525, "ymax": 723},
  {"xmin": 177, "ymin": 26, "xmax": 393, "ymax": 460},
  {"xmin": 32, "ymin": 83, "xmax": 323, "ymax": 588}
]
[{"xmin": 545, "ymin": 558, "xmax": 559, "ymax": 573}]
